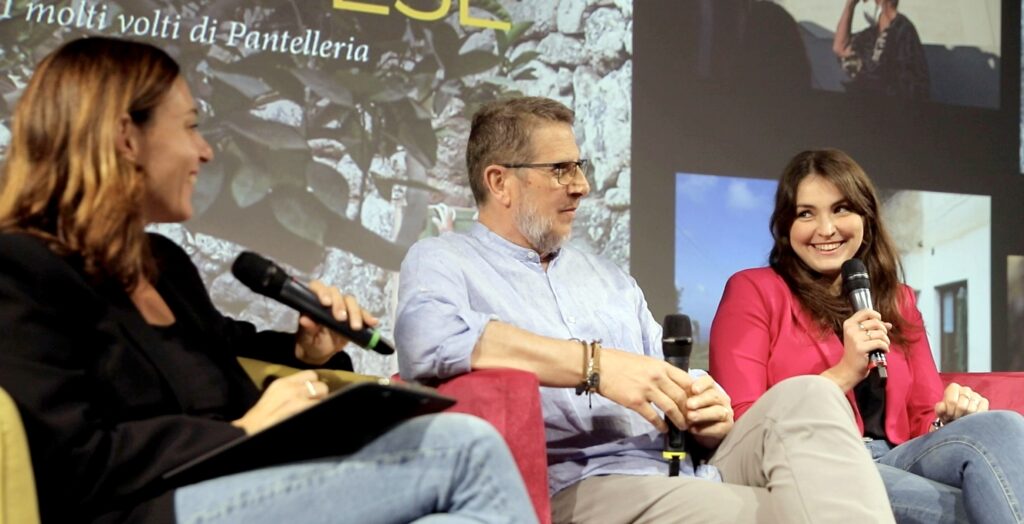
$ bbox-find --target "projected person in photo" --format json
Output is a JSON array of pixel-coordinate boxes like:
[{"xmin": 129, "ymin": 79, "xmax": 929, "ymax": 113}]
[
  {"xmin": 0, "ymin": 37, "xmax": 535, "ymax": 524},
  {"xmin": 396, "ymin": 97, "xmax": 897, "ymax": 523},
  {"xmin": 710, "ymin": 149, "xmax": 1024, "ymax": 524},
  {"xmin": 833, "ymin": 0, "xmax": 930, "ymax": 99}
]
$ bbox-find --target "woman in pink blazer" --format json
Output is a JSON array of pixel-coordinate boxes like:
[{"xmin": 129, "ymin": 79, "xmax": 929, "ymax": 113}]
[{"xmin": 710, "ymin": 149, "xmax": 1024, "ymax": 524}]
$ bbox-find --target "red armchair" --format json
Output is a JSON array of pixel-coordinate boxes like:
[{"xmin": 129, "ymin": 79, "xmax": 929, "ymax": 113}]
[
  {"xmin": 435, "ymin": 370, "xmax": 550, "ymax": 524},
  {"xmin": 441, "ymin": 370, "xmax": 1024, "ymax": 524}
]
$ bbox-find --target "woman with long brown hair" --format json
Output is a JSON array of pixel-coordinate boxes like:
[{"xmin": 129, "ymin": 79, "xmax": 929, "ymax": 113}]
[
  {"xmin": 0, "ymin": 37, "xmax": 533, "ymax": 524},
  {"xmin": 710, "ymin": 149, "xmax": 1024, "ymax": 523}
]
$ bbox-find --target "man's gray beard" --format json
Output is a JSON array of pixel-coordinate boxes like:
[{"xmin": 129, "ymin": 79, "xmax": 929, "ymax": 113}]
[{"xmin": 514, "ymin": 197, "xmax": 569, "ymax": 256}]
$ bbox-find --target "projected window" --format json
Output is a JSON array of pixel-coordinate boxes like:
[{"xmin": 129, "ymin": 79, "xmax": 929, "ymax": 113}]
[
  {"xmin": 675, "ymin": 172, "xmax": 993, "ymax": 371},
  {"xmin": 937, "ymin": 280, "xmax": 968, "ymax": 372},
  {"xmin": 1009, "ymin": 256, "xmax": 1024, "ymax": 369}
]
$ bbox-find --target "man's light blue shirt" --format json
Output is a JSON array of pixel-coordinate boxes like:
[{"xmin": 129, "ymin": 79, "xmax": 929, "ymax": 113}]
[{"xmin": 396, "ymin": 222, "xmax": 717, "ymax": 495}]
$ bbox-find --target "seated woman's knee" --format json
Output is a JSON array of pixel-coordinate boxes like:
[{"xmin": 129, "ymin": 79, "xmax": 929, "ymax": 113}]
[
  {"xmin": 957, "ymin": 409, "xmax": 1024, "ymax": 435},
  {"xmin": 426, "ymin": 412, "xmax": 504, "ymax": 446}
]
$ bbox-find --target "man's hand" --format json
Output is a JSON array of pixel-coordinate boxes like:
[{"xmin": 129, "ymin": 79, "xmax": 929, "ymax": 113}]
[
  {"xmin": 597, "ymin": 348, "xmax": 694, "ymax": 433},
  {"xmin": 684, "ymin": 375, "xmax": 734, "ymax": 449},
  {"xmin": 294, "ymin": 281, "xmax": 378, "ymax": 365}
]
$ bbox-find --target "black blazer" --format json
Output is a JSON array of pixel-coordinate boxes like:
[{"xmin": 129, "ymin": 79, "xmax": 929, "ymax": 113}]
[{"xmin": 0, "ymin": 232, "xmax": 350, "ymax": 523}]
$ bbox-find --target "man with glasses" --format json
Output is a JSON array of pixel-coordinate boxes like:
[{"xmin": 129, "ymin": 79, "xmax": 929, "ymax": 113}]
[{"xmin": 395, "ymin": 97, "xmax": 894, "ymax": 523}]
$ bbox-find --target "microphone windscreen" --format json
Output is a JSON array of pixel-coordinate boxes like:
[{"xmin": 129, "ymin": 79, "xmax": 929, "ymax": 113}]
[
  {"xmin": 663, "ymin": 314, "xmax": 693, "ymax": 341},
  {"xmin": 231, "ymin": 251, "xmax": 288, "ymax": 295},
  {"xmin": 841, "ymin": 258, "xmax": 870, "ymax": 295}
]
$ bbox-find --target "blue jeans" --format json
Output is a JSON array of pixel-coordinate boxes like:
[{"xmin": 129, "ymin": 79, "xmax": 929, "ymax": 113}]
[
  {"xmin": 866, "ymin": 410, "xmax": 1024, "ymax": 524},
  {"xmin": 174, "ymin": 413, "xmax": 537, "ymax": 523}
]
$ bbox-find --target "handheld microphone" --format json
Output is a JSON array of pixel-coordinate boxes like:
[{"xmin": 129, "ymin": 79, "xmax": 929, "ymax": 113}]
[
  {"xmin": 662, "ymin": 314, "xmax": 694, "ymax": 477},
  {"xmin": 841, "ymin": 258, "xmax": 886, "ymax": 380},
  {"xmin": 231, "ymin": 251, "xmax": 394, "ymax": 355}
]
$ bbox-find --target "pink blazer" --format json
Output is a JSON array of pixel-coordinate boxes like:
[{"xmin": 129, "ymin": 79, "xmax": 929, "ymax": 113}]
[{"xmin": 709, "ymin": 267, "xmax": 944, "ymax": 444}]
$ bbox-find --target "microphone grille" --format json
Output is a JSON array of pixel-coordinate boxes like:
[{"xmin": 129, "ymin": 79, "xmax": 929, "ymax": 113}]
[
  {"xmin": 231, "ymin": 251, "xmax": 287, "ymax": 295},
  {"xmin": 663, "ymin": 314, "xmax": 693, "ymax": 341},
  {"xmin": 841, "ymin": 258, "xmax": 870, "ymax": 293}
]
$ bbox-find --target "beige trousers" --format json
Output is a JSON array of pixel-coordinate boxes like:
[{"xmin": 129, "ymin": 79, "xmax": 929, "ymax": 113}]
[{"xmin": 551, "ymin": 375, "xmax": 895, "ymax": 523}]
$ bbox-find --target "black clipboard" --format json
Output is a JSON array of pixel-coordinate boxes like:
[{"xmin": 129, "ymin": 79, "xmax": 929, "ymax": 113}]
[{"xmin": 161, "ymin": 380, "xmax": 456, "ymax": 486}]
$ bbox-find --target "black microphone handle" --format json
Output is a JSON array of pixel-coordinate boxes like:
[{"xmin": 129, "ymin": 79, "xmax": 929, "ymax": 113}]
[
  {"xmin": 665, "ymin": 355, "xmax": 690, "ymax": 371},
  {"xmin": 279, "ymin": 280, "xmax": 395, "ymax": 355},
  {"xmin": 662, "ymin": 336, "xmax": 692, "ymax": 473},
  {"xmin": 664, "ymin": 351, "xmax": 689, "ymax": 451},
  {"xmin": 666, "ymin": 423, "xmax": 686, "ymax": 453}
]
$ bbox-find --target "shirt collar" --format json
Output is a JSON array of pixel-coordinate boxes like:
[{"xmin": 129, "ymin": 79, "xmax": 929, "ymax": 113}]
[{"xmin": 470, "ymin": 222, "xmax": 562, "ymax": 266}]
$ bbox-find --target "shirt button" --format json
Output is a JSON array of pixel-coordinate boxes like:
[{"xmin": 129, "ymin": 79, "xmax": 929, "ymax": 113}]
[{"xmin": 567, "ymin": 316, "xmax": 576, "ymax": 324}]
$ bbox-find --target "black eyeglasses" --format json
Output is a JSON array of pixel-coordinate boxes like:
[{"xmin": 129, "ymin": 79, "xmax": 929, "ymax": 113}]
[{"xmin": 499, "ymin": 159, "xmax": 592, "ymax": 185}]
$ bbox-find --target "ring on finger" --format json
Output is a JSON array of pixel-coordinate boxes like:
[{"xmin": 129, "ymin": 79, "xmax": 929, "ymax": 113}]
[
  {"xmin": 304, "ymin": 379, "xmax": 318, "ymax": 399},
  {"xmin": 866, "ymin": 330, "xmax": 873, "ymax": 340}
]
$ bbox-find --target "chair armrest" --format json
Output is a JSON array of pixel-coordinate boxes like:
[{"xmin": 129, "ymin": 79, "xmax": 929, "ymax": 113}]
[
  {"xmin": 940, "ymin": 372, "xmax": 1024, "ymax": 415},
  {"xmin": 1, "ymin": 386, "xmax": 41, "ymax": 524},
  {"xmin": 435, "ymin": 369, "xmax": 551, "ymax": 524}
]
